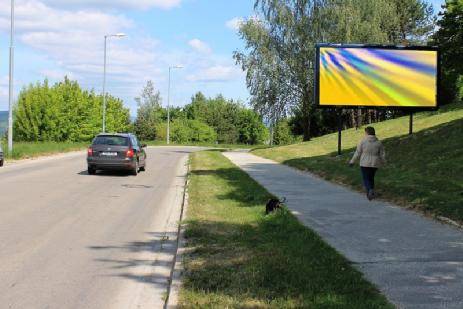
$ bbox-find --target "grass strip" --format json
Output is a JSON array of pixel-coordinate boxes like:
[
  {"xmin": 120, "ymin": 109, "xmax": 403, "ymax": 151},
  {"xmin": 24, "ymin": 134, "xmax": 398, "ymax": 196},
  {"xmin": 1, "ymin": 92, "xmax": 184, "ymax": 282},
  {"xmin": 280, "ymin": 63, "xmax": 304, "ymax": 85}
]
[
  {"xmin": 1, "ymin": 141, "xmax": 88, "ymax": 160},
  {"xmin": 253, "ymin": 103, "xmax": 463, "ymax": 223},
  {"xmin": 179, "ymin": 150, "xmax": 392, "ymax": 308}
]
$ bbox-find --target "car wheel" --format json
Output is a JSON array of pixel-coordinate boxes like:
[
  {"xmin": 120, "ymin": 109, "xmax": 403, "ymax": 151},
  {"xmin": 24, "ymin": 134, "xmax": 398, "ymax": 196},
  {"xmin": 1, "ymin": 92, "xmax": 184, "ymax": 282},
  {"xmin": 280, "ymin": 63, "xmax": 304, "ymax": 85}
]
[
  {"xmin": 0, "ymin": 160, "xmax": 3, "ymax": 167},
  {"xmin": 88, "ymin": 166, "xmax": 96, "ymax": 175},
  {"xmin": 131, "ymin": 161, "xmax": 139, "ymax": 176}
]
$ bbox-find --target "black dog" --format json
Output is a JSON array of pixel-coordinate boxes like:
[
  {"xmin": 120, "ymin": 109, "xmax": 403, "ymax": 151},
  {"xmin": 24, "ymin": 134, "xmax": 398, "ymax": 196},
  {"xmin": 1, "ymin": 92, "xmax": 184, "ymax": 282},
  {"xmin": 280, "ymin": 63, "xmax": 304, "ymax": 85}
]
[{"xmin": 265, "ymin": 197, "xmax": 287, "ymax": 215}]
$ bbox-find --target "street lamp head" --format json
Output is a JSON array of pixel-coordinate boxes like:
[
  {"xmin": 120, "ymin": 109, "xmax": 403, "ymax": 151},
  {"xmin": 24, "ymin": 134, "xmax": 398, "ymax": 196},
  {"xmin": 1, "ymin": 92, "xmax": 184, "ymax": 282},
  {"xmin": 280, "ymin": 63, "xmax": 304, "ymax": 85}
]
[
  {"xmin": 172, "ymin": 65, "xmax": 184, "ymax": 69},
  {"xmin": 106, "ymin": 33, "xmax": 127, "ymax": 38}
]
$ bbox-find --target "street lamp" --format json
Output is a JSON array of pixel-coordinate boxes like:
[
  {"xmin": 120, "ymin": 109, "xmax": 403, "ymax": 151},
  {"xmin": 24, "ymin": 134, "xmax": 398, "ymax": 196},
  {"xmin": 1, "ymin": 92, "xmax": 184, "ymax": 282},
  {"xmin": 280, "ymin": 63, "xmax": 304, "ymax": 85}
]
[
  {"xmin": 167, "ymin": 65, "xmax": 183, "ymax": 145},
  {"xmin": 102, "ymin": 33, "xmax": 126, "ymax": 133},
  {"xmin": 7, "ymin": 0, "xmax": 15, "ymax": 154}
]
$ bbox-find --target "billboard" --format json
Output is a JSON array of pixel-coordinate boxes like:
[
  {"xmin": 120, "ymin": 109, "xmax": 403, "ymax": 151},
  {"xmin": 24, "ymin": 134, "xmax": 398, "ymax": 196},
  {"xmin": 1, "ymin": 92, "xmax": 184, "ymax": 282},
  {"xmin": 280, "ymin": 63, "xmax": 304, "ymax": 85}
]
[{"xmin": 315, "ymin": 45, "xmax": 440, "ymax": 109}]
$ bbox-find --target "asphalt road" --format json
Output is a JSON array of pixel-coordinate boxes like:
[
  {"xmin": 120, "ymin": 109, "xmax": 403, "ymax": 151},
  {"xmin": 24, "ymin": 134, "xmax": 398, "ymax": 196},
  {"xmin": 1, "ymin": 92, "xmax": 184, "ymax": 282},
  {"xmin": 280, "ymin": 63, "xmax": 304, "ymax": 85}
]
[{"xmin": 0, "ymin": 147, "xmax": 198, "ymax": 309}]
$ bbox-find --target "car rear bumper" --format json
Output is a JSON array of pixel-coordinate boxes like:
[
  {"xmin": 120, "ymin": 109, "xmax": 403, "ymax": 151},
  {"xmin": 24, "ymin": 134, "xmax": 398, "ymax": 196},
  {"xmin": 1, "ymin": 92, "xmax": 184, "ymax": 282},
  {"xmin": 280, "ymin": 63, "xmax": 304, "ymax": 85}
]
[{"xmin": 87, "ymin": 157, "xmax": 136, "ymax": 170}]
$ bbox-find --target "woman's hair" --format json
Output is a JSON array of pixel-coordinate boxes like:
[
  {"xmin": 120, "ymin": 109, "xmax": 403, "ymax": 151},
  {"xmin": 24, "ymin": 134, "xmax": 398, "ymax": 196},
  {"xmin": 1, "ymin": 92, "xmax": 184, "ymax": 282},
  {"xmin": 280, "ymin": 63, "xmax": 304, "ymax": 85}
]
[{"xmin": 365, "ymin": 126, "xmax": 376, "ymax": 136}]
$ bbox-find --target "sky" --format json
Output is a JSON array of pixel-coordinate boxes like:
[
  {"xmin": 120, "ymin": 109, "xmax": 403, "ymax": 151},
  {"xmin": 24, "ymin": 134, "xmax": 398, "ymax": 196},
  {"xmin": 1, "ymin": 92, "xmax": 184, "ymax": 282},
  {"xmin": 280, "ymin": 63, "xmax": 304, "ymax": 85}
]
[{"xmin": 0, "ymin": 0, "xmax": 446, "ymax": 115}]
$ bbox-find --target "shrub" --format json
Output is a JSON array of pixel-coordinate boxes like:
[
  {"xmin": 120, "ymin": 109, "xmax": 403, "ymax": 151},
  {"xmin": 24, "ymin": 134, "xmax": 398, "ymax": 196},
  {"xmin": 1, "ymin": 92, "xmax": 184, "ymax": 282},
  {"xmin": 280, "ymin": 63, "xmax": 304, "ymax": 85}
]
[
  {"xmin": 273, "ymin": 120, "xmax": 294, "ymax": 145},
  {"xmin": 156, "ymin": 119, "xmax": 217, "ymax": 144}
]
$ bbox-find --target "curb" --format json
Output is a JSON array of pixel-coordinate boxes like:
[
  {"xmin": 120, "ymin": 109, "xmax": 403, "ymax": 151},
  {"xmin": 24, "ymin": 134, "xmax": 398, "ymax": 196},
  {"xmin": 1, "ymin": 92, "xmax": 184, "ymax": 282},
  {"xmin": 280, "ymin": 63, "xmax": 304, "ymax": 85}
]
[{"xmin": 165, "ymin": 157, "xmax": 190, "ymax": 309}]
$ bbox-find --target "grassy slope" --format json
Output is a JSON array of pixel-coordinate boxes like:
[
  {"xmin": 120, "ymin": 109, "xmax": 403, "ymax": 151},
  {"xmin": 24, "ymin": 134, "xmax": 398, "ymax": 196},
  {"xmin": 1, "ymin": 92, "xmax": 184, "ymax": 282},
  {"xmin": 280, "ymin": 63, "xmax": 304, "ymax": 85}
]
[
  {"xmin": 180, "ymin": 150, "xmax": 392, "ymax": 308},
  {"xmin": 0, "ymin": 141, "xmax": 88, "ymax": 160},
  {"xmin": 253, "ymin": 103, "xmax": 463, "ymax": 222}
]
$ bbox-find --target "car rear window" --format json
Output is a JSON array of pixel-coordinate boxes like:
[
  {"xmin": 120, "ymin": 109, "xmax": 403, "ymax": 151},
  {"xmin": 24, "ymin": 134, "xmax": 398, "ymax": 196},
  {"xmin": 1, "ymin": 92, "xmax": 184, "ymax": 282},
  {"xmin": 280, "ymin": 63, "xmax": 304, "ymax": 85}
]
[{"xmin": 93, "ymin": 136, "xmax": 129, "ymax": 146}]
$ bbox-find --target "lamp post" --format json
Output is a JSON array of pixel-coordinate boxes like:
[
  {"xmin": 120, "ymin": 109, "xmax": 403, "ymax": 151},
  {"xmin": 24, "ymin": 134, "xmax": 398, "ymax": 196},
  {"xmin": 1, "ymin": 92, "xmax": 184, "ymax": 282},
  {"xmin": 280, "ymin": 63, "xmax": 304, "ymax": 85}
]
[
  {"xmin": 167, "ymin": 65, "xmax": 183, "ymax": 145},
  {"xmin": 7, "ymin": 0, "xmax": 15, "ymax": 154},
  {"xmin": 102, "ymin": 33, "xmax": 126, "ymax": 133}
]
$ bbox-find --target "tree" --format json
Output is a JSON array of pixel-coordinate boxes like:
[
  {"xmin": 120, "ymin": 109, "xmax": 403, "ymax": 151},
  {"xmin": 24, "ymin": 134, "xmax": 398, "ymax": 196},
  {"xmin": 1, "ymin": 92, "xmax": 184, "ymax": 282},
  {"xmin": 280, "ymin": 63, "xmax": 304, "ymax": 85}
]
[
  {"xmin": 391, "ymin": 0, "xmax": 435, "ymax": 43},
  {"xmin": 235, "ymin": 0, "xmax": 437, "ymax": 141},
  {"xmin": 237, "ymin": 109, "xmax": 269, "ymax": 144},
  {"xmin": 14, "ymin": 77, "xmax": 130, "ymax": 142},
  {"xmin": 235, "ymin": 0, "xmax": 323, "ymax": 141},
  {"xmin": 155, "ymin": 119, "xmax": 217, "ymax": 144},
  {"xmin": 433, "ymin": 0, "xmax": 463, "ymax": 102},
  {"xmin": 134, "ymin": 81, "xmax": 164, "ymax": 140},
  {"xmin": 184, "ymin": 92, "xmax": 268, "ymax": 144}
]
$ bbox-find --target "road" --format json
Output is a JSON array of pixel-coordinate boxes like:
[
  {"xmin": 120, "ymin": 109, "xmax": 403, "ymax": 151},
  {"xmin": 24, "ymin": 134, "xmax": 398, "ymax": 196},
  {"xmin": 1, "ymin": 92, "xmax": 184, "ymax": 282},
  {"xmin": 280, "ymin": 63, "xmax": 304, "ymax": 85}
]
[{"xmin": 0, "ymin": 147, "xmax": 198, "ymax": 309}]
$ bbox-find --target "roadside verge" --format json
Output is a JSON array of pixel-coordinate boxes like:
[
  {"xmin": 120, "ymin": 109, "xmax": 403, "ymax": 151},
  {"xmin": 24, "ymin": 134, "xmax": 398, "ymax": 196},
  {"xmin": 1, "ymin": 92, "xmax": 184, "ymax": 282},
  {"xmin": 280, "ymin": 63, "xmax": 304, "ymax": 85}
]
[{"xmin": 174, "ymin": 150, "xmax": 392, "ymax": 308}]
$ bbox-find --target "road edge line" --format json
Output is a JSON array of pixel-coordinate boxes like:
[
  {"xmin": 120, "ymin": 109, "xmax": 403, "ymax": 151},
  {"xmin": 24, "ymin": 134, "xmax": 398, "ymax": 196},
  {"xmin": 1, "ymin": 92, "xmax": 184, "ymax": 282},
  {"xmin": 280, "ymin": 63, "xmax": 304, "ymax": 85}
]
[{"xmin": 164, "ymin": 155, "xmax": 190, "ymax": 309}]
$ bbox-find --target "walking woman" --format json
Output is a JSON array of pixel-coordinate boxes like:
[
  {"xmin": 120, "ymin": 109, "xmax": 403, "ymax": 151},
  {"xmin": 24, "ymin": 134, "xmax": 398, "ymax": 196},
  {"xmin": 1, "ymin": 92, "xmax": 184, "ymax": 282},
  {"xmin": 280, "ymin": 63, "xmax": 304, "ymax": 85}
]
[{"xmin": 349, "ymin": 127, "xmax": 386, "ymax": 201}]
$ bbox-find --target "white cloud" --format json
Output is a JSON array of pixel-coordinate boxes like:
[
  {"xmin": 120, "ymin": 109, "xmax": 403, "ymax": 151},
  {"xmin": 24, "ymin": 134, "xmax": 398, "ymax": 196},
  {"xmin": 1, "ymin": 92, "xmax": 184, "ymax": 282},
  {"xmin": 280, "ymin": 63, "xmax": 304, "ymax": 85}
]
[
  {"xmin": 39, "ymin": 0, "xmax": 182, "ymax": 10},
  {"xmin": 0, "ymin": 1, "xmax": 133, "ymax": 33},
  {"xmin": 187, "ymin": 65, "xmax": 241, "ymax": 83},
  {"xmin": 0, "ymin": 1, "xmax": 158, "ymax": 80},
  {"xmin": 188, "ymin": 39, "xmax": 212, "ymax": 54},
  {"xmin": 0, "ymin": 0, "xmax": 248, "ymax": 112},
  {"xmin": 226, "ymin": 17, "xmax": 244, "ymax": 31}
]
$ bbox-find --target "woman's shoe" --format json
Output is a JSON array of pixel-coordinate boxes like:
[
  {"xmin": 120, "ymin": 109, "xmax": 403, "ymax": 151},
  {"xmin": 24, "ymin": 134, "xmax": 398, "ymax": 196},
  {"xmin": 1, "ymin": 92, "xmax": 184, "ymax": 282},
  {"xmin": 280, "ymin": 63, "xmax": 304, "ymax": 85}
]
[{"xmin": 367, "ymin": 189, "xmax": 375, "ymax": 201}]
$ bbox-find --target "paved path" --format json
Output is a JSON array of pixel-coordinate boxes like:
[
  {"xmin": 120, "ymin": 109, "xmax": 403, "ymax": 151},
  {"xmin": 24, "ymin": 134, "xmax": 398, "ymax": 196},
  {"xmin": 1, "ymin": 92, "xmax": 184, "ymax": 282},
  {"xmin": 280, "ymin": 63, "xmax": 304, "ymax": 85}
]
[
  {"xmin": 224, "ymin": 152, "xmax": 463, "ymax": 309},
  {"xmin": 0, "ymin": 147, "xmax": 200, "ymax": 309}
]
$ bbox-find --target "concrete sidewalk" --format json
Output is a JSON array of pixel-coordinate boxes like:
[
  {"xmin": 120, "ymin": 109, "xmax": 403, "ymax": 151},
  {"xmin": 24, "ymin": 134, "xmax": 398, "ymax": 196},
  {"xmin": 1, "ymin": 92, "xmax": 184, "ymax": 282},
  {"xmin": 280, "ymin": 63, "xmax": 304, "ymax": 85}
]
[{"xmin": 224, "ymin": 152, "xmax": 463, "ymax": 309}]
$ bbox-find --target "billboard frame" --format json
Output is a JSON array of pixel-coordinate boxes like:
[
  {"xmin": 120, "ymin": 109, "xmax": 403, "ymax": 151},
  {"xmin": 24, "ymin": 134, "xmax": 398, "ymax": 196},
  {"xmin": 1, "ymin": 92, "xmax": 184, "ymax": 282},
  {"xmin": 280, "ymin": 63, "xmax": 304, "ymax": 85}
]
[{"xmin": 314, "ymin": 43, "xmax": 441, "ymax": 112}]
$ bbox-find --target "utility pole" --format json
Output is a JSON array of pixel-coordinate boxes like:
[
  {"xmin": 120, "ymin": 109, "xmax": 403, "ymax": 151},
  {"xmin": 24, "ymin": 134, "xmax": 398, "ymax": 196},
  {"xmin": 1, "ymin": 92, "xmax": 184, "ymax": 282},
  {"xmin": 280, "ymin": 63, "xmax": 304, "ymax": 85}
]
[
  {"xmin": 167, "ymin": 66, "xmax": 183, "ymax": 145},
  {"xmin": 7, "ymin": 0, "xmax": 15, "ymax": 154},
  {"xmin": 102, "ymin": 35, "xmax": 108, "ymax": 133},
  {"xmin": 102, "ymin": 33, "xmax": 126, "ymax": 133}
]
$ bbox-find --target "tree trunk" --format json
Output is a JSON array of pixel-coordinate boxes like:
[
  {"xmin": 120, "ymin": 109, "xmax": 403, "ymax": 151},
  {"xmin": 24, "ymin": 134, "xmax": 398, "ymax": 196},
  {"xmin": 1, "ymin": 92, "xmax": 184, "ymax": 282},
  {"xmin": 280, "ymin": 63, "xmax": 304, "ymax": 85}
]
[{"xmin": 301, "ymin": 93, "xmax": 312, "ymax": 141}]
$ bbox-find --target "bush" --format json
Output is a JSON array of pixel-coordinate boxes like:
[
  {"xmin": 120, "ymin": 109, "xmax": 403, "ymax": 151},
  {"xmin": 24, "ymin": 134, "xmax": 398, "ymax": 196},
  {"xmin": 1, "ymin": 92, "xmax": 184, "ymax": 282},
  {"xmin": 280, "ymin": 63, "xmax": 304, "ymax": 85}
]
[
  {"xmin": 273, "ymin": 120, "xmax": 295, "ymax": 145},
  {"xmin": 185, "ymin": 92, "xmax": 267, "ymax": 145},
  {"xmin": 156, "ymin": 119, "xmax": 217, "ymax": 144}
]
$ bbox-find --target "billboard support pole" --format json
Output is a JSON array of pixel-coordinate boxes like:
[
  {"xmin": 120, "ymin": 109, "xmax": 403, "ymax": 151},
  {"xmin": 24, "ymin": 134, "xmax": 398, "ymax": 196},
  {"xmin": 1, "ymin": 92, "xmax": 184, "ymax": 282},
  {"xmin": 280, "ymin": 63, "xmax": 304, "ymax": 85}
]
[
  {"xmin": 337, "ymin": 110, "xmax": 342, "ymax": 156},
  {"xmin": 409, "ymin": 112, "xmax": 414, "ymax": 135}
]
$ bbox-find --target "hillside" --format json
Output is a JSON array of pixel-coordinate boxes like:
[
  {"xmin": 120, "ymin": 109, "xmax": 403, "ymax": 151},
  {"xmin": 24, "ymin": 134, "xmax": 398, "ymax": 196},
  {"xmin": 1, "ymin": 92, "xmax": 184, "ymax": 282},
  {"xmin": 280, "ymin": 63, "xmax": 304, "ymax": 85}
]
[
  {"xmin": 0, "ymin": 111, "xmax": 7, "ymax": 136},
  {"xmin": 253, "ymin": 103, "xmax": 463, "ymax": 223}
]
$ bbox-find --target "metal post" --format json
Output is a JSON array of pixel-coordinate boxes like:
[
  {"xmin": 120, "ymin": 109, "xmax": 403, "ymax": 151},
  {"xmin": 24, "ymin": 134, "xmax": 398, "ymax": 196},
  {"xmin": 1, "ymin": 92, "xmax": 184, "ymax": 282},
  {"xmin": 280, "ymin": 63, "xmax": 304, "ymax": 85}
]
[
  {"xmin": 7, "ymin": 0, "xmax": 15, "ymax": 154},
  {"xmin": 409, "ymin": 112, "xmax": 413, "ymax": 135},
  {"xmin": 102, "ymin": 35, "xmax": 108, "ymax": 133},
  {"xmin": 101, "ymin": 33, "xmax": 126, "ymax": 133},
  {"xmin": 167, "ymin": 67, "xmax": 171, "ymax": 145},
  {"xmin": 337, "ymin": 110, "xmax": 342, "ymax": 155}
]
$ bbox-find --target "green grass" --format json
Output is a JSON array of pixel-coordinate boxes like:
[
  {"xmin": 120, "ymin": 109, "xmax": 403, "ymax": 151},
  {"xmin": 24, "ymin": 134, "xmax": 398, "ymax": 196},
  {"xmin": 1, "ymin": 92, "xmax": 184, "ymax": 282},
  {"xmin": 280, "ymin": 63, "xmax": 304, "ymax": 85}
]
[
  {"xmin": 0, "ymin": 141, "xmax": 88, "ymax": 160},
  {"xmin": 144, "ymin": 140, "xmax": 260, "ymax": 150},
  {"xmin": 253, "ymin": 103, "xmax": 463, "ymax": 222},
  {"xmin": 179, "ymin": 150, "xmax": 392, "ymax": 308}
]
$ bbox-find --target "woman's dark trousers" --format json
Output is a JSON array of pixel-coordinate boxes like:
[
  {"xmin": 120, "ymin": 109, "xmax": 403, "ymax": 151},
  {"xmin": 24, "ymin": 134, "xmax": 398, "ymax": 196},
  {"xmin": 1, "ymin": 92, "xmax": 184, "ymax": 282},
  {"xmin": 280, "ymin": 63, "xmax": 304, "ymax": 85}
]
[{"xmin": 361, "ymin": 167, "xmax": 378, "ymax": 192}]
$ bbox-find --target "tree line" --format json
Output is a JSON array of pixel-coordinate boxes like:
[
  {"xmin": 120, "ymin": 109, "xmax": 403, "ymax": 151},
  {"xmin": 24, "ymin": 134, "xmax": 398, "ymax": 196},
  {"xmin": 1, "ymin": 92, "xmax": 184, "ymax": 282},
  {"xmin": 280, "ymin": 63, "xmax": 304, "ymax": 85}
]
[
  {"xmin": 235, "ymin": 0, "xmax": 462, "ymax": 144},
  {"xmin": 10, "ymin": 77, "xmax": 268, "ymax": 145},
  {"xmin": 134, "ymin": 81, "xmax": 268, "ymax": 145}
]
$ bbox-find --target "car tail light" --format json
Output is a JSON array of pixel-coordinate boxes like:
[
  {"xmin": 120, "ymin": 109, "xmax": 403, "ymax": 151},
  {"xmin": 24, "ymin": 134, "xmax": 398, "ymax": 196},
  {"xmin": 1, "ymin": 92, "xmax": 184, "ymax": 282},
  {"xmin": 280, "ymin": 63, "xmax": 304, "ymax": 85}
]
[
  {"xmin": 87, "ymin": 147, "xmax": 93, "ymax": 157},
  {"xmin": 126, "ymin": 149, "xmax": 134, "ymax": 158}
]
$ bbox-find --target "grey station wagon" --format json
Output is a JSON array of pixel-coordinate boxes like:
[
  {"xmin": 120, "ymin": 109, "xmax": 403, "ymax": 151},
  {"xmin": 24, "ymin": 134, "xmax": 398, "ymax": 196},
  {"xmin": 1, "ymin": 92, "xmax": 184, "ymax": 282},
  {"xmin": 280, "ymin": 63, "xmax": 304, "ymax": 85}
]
[{"xmin": 87, "ymin": 133, "xmax": 147, "ymax": 175}]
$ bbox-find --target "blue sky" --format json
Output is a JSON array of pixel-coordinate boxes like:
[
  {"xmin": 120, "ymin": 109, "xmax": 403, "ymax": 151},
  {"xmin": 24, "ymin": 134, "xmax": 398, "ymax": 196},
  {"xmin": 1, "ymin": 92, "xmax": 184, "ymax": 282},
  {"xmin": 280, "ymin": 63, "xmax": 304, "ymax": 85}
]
[{"xmin": 0, "ymin": 0, "xmax": 445, "ymax": 115}]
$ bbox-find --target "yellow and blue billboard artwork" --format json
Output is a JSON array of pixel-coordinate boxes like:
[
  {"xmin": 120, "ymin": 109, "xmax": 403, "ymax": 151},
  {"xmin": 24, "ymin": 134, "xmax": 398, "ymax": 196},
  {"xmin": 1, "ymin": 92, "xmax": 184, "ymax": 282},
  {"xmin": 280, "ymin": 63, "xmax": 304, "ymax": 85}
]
[{"xmin": 319, "ymin": 47, "xmax": 438, "ymax": 107}]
